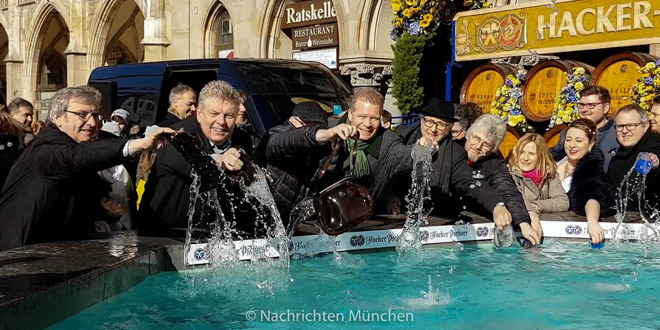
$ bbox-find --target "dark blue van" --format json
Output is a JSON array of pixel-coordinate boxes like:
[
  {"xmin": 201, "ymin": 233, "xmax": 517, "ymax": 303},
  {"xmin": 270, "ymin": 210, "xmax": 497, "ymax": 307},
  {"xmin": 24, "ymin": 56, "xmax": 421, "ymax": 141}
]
[{"xmin": 88, "ymin": 58, "xmax": 352, "ymax": 135}]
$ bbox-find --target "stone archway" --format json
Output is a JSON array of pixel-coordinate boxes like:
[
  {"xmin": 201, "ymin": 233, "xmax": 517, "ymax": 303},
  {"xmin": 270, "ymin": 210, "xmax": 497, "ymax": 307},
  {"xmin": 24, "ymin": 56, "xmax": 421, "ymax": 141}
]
[
  {"xmin": 258, "ymin": 0, "xmax": 344, "ymax": 60},
  {"xmin": 203, "ymin": 1, "xmax": 234, "ymax": 58},
  {"xmin": 88, "ymin": 0, "xmax": 146, "ymax": 69},
  {"xmin": 33, "ymin": 10, "xmax": 69, "ymax": 101}
]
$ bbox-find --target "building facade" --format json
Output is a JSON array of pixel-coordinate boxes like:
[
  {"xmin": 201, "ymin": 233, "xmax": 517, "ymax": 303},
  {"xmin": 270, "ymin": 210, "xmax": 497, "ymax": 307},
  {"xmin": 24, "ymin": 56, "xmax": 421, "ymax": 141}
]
[{"xmin": 0, "ymin": 0, "xmax": 397, "ymax": 115}]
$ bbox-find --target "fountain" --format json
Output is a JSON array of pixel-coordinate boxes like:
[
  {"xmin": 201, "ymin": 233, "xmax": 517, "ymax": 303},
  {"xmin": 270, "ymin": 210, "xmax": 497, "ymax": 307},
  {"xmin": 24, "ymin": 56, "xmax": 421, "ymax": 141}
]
[{"xmin": 396, "ymin": 142, "xmax": 434, "ymax": 254}]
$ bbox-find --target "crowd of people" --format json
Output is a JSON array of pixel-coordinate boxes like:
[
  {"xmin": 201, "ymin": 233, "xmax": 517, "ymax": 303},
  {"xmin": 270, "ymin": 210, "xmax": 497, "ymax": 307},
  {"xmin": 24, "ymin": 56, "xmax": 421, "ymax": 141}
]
[{"xmin": 0, "ymin": 82, "xmax": 659, "ymax": 251}]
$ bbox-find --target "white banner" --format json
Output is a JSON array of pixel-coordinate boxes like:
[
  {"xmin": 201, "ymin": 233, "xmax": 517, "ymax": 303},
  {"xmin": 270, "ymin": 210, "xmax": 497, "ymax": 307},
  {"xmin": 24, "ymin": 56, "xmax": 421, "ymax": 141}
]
[{"xmin": 185, "ymin": 221, "xmax": 650, "ymax": 266}]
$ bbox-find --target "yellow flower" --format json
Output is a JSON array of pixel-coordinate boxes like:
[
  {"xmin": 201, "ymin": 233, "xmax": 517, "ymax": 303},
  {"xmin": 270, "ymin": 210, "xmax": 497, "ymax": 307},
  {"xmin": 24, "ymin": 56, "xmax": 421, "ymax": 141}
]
[
  {"xmin": 420, "ymin": 18, "xmax": 431, "ymax": 28},
  {"xmin": 403, "ymin": 8, "xmax": 412, "ymax": 17},
  {"xmin": 575, "ymin": 67, "xmax": 585, "ymax": 75},
  {"xmin": 405, "ymin": 0, "xmax": 419, "ymax": 6},
  {"xmin": 646, "ymin": 62, "xmax": 656, "ymax": 69},
  {"xmin": 420, "ymin": 0, "xmax": 428, "ymax": 5},
  {"xmin": 392, "ymin": 2, "xmax": 402, "ymax": 13},
  {"xmin": 512, "ymin": 78, "xmax": 520, "ymax": 86},
  {"xmin": 429, "ymin": 7, "xmax": 437, "ymax": 14},
  {"xmin": 394, "ymin": 17, "xmax": 403, "ymax": 27},
  {"xmin": 410, "ymin": 7, "xmax": 421, "ymax": 15},
  {"xmin": 556, "ymin": 118, "xmax": 563, "ymax": 125},
  {"xmin": 575, "ymin": 82, "xmax": 584, "ymax": 90},
  {"xmin": 499, "ymin": 97, "xmax": 505, "ymax": 103}
]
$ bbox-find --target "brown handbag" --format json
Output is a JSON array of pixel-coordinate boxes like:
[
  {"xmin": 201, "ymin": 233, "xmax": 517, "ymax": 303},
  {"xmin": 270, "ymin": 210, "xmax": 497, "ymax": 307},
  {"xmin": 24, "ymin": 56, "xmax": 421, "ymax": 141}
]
[{"xmin": 315, "ymin": 137, "xmax": 374, "ymax": 235}]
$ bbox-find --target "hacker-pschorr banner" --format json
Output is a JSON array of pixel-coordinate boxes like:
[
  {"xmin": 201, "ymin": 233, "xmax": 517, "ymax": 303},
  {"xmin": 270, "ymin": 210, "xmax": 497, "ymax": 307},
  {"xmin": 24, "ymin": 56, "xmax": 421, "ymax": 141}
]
[{"xmin": 185, "ymin": 221, "xmax": 650, "ymax": 266}]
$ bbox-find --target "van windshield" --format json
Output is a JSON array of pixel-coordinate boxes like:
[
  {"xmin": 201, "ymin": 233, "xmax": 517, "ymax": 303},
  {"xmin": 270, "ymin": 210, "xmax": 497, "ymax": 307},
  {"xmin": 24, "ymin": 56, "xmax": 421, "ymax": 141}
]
[{"xmin": 233, "ymin": 61, "xmax": 351, "ymax": 97}]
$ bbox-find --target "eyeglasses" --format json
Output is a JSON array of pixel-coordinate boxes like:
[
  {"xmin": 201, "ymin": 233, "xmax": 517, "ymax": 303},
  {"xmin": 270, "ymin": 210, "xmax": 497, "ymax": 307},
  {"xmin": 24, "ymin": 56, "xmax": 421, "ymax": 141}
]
[
  {"xmin": 422, "ymin": 117, "xmax": 452, "ymax": 130},
  {"xmin": 66, "ymin": 111, "xmax": 103, "ymax": 122},
  {"xmin": 577, "ymin": 102, "xmax": 605, "ymax": 109},
  {"xmin": 615, "ymin": 122, "xmax": 645, "ymax": 132},
  {"xmin": 469, "ymin": 133, "xmax": 494, "ymax": 152}
]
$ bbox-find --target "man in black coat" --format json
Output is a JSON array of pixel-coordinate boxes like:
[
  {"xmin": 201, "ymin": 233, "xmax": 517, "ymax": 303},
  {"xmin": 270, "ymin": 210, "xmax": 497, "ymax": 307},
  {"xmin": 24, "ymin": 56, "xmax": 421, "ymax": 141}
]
[
  {"xmin": 314, "ymin": 88, "xmax": 434, "ymax": 212},
  {"xmin": 0, "ymin": 86, "xmax": 173, "ymax": 251},
  {"xmin": 138, "ymin": 81, "xmax": 257, "ymax": 233},
  {"xmin": 255, "ymin": 102, "xmax": 333, "ymax": 222},
  {"xmin": 457, "ymin": 114, "xmax": 538, "ymax": 243},
  {"xmin": 395, "ymin": 99, "xmax": 538, "ymax": 244},
  {"xmin": 607, "ymin": 104, "xmax": 660, "ymax": 210},
  {"xmin": 158, "ymin": 84, "xmax": 197, "ymax": 127}
]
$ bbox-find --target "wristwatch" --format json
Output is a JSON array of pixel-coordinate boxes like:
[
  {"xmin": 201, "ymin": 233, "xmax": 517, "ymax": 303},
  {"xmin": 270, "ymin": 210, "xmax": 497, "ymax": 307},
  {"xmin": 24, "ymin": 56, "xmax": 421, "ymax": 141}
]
[{"xmin": 493, "ymin": 202, "xmax": 506, "ymax": 212}]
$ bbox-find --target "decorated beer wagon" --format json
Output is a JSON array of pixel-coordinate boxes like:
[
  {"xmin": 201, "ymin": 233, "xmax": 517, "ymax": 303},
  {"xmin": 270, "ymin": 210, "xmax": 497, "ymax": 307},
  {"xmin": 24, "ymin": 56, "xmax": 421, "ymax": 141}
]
[{"xmin": 452, "ymin": 0, "xmax": 660, "ymax": 156}]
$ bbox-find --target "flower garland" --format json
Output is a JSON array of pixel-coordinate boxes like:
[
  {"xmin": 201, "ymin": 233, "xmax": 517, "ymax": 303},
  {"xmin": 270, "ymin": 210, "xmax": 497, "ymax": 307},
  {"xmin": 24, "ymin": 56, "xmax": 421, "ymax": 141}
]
[
  {"xmin": 390, "ymin": 0, "xmax": 446, "ymax": 41},
  {"xmin": 630, "ymin": 59, "xmax": 660, "ymax": 112},
  {"xmin": 463, "ymin": 0, "xmax": 492, "ymax": 10},
  {"xmin": 548, "ymin": 67, "xmax": 589, "ymax": 129},
  {"xmin": 491, "ymin": 70, "xmax": 532, "ymax": 132}
]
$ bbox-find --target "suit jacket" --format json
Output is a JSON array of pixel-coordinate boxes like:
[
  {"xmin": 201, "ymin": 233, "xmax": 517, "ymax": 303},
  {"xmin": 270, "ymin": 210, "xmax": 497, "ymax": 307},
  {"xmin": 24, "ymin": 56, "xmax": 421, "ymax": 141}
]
[
  {"xmin": 0, "ymin": 126, "xmax": 128, "ymax": 250},
  {"xmin": 138, "ymin": 117, "xmax": 255, "ymax": 232}
]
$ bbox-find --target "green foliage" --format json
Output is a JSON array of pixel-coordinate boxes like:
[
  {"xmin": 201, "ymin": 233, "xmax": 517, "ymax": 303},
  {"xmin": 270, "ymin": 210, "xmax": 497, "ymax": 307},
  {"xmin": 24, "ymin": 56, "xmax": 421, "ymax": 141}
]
[{"xmin": 391, "ymin": 32, "xmax": 432, "ymax": 114}]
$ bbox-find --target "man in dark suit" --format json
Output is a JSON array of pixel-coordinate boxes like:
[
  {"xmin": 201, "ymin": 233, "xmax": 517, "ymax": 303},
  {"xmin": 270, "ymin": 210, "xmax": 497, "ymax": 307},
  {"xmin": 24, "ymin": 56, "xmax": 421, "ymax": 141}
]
[
  {"xmin": 0, "ymin": 86, "xmax": 173, "ymax": 250},
  {"xmin": 139, "ymin": 80, "xmax": 255, "ymax": 233}
]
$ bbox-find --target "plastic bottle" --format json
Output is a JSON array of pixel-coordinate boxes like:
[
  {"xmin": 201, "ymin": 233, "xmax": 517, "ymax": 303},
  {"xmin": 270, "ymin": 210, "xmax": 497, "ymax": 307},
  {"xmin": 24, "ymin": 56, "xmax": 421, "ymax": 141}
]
[
  {"xmin": 635, "ymin": 152, "xmax": 653, "ymax": 175},
  {"xmin": 333, "ymin": 105, "xmax": 342, "ymax": 116},
  {"xmin": 590, "ymin": 241, "xmax": 604, "ymax": 249}
]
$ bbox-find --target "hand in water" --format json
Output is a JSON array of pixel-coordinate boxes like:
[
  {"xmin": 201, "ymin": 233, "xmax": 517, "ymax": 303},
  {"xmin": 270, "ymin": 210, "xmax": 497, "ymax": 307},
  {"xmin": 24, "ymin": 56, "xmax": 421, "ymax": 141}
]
[
  {"xmin": 650, "ymin": 153, "xmax": 659, "ymax": 169},
  {"xmin": 214, "ymin": 148, "xmax": 243, "ymax": 171},
  {"xmin": 493, "ymin": 205, "xmax": 512, "ymax": 229},
  {"xmin": 588, "ymin": 222, "xmax": 605, "ymax": 244},
  {"xmin": 416, "ymin": 136, "xmax": 439, "ymax": 150},
  {"xmin": 530, "ymin": 211, "xmax": 543, "ymax": 237},
  {"xmin": 519, "ymin": 222, "xmax": 540, "ymax": 245}
]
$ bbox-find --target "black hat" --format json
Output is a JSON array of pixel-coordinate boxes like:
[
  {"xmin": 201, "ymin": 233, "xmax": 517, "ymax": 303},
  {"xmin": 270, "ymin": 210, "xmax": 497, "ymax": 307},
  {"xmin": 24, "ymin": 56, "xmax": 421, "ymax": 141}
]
[
  {"xmin": 420, "ymin": 98, "xmax": 458, "ymax": 122},
  {"xmin": 292, "ymin": 102, "xmax": 329, "ymax": 125}
]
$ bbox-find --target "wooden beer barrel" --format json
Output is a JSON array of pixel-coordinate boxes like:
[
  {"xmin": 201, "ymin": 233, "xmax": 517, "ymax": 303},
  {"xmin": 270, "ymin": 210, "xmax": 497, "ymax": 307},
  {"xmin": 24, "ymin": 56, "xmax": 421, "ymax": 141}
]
[
  {"xmin": 590, "ymin": 52, "xmax": 659, "ymax": 115},
  {"xmin": 461, "ymin": 64, "xmax": 518, "ymax": 114},
  {"xmin": 543, "ymin": 124, "xmax": 568, "ymax": 149},
  {"xmin": 499, "ymin": 126, "xmax": 521, "ymax": 159},
  {"xmin": 521, "ymin": 60, "xmax": 594, "ymax": 122}
]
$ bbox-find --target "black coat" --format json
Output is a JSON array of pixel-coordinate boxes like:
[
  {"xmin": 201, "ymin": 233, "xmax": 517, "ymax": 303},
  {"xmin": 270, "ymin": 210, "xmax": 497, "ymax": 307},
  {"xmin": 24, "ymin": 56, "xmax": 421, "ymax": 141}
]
[
  {"xmin": 568, "ymin": 147, "xmax": 616, "ymax": 217},
  {"xmin": 158, "ymin": 112, "xmax": 181, "ymax": 128},
  {"xmin": 256, "ymin": 122, "xmax": 329, "ymax": 221},
  {"xmin": 606, "ymin": 130, "xmax": 660, "ymax": 209},
  {"xmin": 0, "ymin": 126, "xmax": 128, "ymax": 250},
  {"xmin": 138, "ymin": 117, "xmax": 255, "ymax": 231},
  {"xmin": 456, "ymin": 154, "xmax": 531, "ymax": 226},
  {"xmin": 0, "ymin": 134, "xmax": 22, "ymax": 189},
  {"xmin": 316, "ymin": 126, "xmax": 417, "ymax": 212},
  {"xmin": 396, "ymin": 123, "xmax": 505, "ymax": 221}
]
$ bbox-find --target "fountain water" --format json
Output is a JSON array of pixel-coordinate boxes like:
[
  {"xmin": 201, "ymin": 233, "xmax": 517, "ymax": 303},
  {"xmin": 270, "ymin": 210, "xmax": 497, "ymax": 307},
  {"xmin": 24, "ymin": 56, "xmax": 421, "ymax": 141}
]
[{"xmin": 396, "ymin": 142, "xmax": 435, "ymax": 254}]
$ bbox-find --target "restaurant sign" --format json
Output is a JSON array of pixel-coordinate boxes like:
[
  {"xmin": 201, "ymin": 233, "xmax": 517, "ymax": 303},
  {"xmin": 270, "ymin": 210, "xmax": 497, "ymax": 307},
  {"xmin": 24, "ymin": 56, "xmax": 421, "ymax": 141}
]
[
  {"xmin": 292, "ymin": 23, "xmax": 339, "ymax": 50},
  {"xmin": 281, "ymin": 0, "xmax": 337, "ymax": 30},
  {"xmin": 453, "ymin": 0, "xmax": 660, "ymax": 61}
]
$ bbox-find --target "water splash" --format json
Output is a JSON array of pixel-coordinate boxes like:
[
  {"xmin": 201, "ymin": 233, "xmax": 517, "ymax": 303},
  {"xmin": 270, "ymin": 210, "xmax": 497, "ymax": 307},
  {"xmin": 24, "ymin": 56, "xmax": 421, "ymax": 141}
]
[
  {"xmin": 397, "ymin": 142, "xmax": 434, "ymax": 254},
  {"xmin": 405, "ymin": 275, "xmax": 451, "ymax": 310},
  {"xmin": 613, "ymin": 166, "xmax": 660, "ymax": 243}
]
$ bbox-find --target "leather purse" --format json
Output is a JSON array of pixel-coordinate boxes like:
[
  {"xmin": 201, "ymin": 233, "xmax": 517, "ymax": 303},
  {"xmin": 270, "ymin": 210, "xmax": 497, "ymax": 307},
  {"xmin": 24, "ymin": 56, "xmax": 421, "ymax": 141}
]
[{"xmin": 315, "ymin": 136, "xmax": 374, "ymax": 235}]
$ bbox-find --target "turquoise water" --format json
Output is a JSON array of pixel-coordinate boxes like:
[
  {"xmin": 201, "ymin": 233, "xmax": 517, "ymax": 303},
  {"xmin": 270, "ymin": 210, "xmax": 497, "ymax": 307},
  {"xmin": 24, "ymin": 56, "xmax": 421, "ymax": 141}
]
[{"xmin": 51, "ymin": 241, "xmax": 660, "ymax": 330}]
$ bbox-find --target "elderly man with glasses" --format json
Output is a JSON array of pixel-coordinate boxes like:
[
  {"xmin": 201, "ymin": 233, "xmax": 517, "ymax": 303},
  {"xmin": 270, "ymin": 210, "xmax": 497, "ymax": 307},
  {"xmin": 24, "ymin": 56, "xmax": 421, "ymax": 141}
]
[
  {"xmin": 396, "ymin": 99, "xmax": 540, "ymax": 245},
  {"xmin": 607, "ymin": 104, "xmax": 660, "ymax": 210},
  {"xmin": 550, "ymin": 86, "xmax": 619, "ymax": 172},
  {"xmin": 0, "ymin": 86, "xmax": 174, "ymax": 251}
]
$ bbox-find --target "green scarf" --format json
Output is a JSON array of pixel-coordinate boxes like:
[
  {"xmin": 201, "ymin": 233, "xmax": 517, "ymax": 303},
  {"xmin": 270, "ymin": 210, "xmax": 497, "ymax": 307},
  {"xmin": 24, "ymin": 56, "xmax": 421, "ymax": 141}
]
[{"xmin": 347, "ymin": 138, "xmax": 371, "ymax": 178}]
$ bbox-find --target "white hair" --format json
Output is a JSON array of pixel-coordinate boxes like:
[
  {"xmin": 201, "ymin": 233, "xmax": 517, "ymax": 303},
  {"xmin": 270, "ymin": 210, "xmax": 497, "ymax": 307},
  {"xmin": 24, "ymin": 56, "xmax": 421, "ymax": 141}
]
[{"xmin": 466, "ymin": 114, "xmax": 507, "ymax": 150}]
